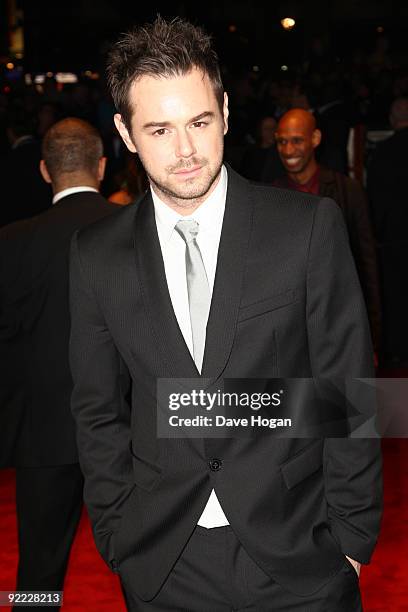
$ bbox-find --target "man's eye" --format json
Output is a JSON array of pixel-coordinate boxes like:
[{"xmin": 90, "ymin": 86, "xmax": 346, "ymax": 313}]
[
  {"xmin": 192, "ymin": 121, "xmax": 206, "ymax": 128},
  {"xmin": 153, "ymin": 128, "xmax": 167, "ymax": 136}
]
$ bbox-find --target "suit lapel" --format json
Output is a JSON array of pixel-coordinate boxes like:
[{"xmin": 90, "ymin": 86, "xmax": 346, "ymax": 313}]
[
  {"xmin": 134, "ymin": 192, "xmax": 199, "ymax": 378},
  {"xmin": 201, "ymin": 168, "xmax": 253, "ymax": 380},
  {"xmin": 134, "ymin": 168, "xmax": 254, "ymax": 383}
]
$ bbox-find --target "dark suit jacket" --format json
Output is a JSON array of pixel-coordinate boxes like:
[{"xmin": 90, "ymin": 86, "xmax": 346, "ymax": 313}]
[
  {"xmin": 0, "ymin": 191, "xmax": 118, "ymax": 467},
  {"xmin": 366, "ymin": 127, "xmax": 408, "ymax": 243},
  {"xmin": 274, "ymin": 167, "xmax": 382, "ymax": 351},
  {"xmin": 366, "ymin": 128, "xmax": 408, "ymax": 361},
  {"xmin": 69, "ymin": 167, "xmax": 382, "ymax": 600}
]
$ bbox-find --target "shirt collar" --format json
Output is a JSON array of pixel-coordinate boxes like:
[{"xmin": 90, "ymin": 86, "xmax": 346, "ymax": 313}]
[
  {"xmin": 52, "ymin": 186, "xmax": 99, "ymax": 205},
  {"xmin": 152, "ymin": 165, "xmax": 228, "ymax": 244},
  {"xmin": 286, "ymin": 166, "xmax": 320, "ymax": 195}
]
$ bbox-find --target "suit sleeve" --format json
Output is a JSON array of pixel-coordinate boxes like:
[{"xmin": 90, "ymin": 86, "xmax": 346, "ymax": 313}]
[
  {"xmin": 306, "ymin": 198, "xmax": 383, "ymax": 564},
  {"xmin": 69, "ymin": 231, "xmax": 133, "ymax": 572}
]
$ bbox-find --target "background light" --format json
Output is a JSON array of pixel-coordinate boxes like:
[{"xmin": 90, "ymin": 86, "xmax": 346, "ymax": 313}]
[
  {"xmin": 55, "ymin": 72, "xmax": 78, "ymax": 84},
  {"xmin": 281, "ymin": 17, "xmax": 296, "ymax": 30}
]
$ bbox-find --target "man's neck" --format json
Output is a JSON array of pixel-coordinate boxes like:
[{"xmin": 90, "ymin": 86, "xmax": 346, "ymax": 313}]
[
  {"xmin": 52, "ymin": 180, "xmax": 99, "ymax": 195},
  {"xmin": 288, "ymin": 159, "xmax": 319, "ymax": 185}
]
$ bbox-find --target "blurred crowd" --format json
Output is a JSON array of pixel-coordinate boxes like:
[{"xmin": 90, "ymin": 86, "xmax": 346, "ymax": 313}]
[{"xmin": 1, "ymin": 33, "xmax": 407, "ymax": 199}]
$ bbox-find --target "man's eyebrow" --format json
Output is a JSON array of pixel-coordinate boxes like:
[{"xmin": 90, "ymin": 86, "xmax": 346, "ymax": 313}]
[
  {"xmin": 142, "ymin": 111, "xmax": 215, "ymax": 130},
  {"xmin": 189, "ymin": 111, "xmax": 215, "ymax": 123}
]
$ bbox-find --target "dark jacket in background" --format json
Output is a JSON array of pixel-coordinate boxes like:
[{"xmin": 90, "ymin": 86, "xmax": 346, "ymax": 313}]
[
  {"xmin": 0, "ymin": 191, "xmax": 118, "ymax": 467},
  {"xmin": 274, "ymin": 166, "xmax": 382, "ymax": 351},
  {"xmin": 367, "ymin": 127, "xmax": 408, "ymax": 363}
]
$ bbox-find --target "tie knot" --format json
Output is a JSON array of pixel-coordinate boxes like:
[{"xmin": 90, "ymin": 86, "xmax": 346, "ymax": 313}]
[{"xmin": 175, "ymin": 219, "xmax": 199, "ymax": 244}]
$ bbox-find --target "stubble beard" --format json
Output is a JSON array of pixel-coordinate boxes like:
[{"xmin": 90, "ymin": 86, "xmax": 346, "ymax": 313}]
[{"xmin": 143, "ymin": 155, "xmax": 224, "ymax": 211}]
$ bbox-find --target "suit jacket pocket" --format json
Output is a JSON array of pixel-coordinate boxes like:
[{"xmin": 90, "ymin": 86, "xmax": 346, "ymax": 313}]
[
  {"xmin": 280, "ymin": 440, "xmax": 323, "ymax": 490},
  {"xmin": 130, "ymin": 442, "xmax": 162, "ymax": 491},
  {"xmin": 238, "ymin": 289, "xmax": 297, "ymax": 323}
]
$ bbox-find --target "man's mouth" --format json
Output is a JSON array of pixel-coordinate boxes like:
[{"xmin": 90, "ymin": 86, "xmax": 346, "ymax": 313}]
[
  {"xmin": 284, "ymin": 157, "xmax": 302, "ymax": 167},
  {"xmin": 173, "ymin": 166, "xmax": 202, "ymax": 177}
]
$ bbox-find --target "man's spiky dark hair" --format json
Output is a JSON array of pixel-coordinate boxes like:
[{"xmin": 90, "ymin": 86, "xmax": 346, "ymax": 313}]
[{"xmin": 106, "ymin": 16, "xmax": 224, "ymax": 129}]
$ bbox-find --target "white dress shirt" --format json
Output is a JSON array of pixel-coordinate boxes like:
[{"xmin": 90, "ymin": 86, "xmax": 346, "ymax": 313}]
[
  {"xmin": 152, "ymin": 165, "xmax": 230, "ymax": 528},
  {"xmin": 52, "ymin": 186, "xmax": 98, "ymax": 205}
]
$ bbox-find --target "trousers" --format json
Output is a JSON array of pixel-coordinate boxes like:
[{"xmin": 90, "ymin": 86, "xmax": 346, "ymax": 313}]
[
  {"xmin": 121, "ymin": 525, "xmax": 362, "ymax": 611},
  {"xmin": 13, "ymin": 464, "xmax": 83, "ymax": 611}
]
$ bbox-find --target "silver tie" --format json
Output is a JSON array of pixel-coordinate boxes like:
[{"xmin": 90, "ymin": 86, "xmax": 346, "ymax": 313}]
[{"xmin": 175, "ymin": 219, "xmax": 210, "ymax": 371}]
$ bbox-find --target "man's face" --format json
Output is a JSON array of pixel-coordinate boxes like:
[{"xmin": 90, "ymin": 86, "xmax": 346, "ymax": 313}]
[
  {"xmin": 114, "ymin": 68, "xmax": 228, "ymax": 210},
  {"xmin": 275, "ymin": 119, "xmax": 321, "ymax": 175}
]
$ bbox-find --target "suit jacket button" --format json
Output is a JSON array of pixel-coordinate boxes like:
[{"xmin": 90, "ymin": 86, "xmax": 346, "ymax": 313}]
[{"xmin": 209, "ymin": 458, "xmax": 222, "ymax": 471}]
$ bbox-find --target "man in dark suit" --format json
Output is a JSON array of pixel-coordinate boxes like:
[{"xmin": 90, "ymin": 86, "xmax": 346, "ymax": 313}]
[
  {"xmin": 274, "ymin": 108, "xmax": 382, "ymax": 355},
  {"xmin": 0, "ymin": 117, "xmax": 117, "ymax": 607},
  {"xmin": 69, "ymin": 18, "xmax": 382, "ymax": 611},
  {"xmin": 367, "ymin": 97, "xmax": 408, "ymax": 367}
]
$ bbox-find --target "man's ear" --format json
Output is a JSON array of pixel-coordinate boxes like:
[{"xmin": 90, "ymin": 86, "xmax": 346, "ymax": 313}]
[
  {"xmin": 39, "ymin": 159, "xmax": 52, "ymax": 184},
  {"xmin": 98, "ymin": 156, "xmax": 107, "ymax": 182},
  {"xmin": 114, "ymin": 114, "xmax": 137, "ymax": 153},
  {"xmin": 312, "ymin": 129, "xmax": 322, "ymax": 149},
  {"xmin": 222, "ymin": 92, "xmax": 229, "ymax": 136}
]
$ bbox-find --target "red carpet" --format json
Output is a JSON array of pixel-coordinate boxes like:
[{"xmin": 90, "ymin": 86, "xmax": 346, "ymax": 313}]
[{"xmin": 1, "ymin": 441, "xmax": 407, "ymax": 611}]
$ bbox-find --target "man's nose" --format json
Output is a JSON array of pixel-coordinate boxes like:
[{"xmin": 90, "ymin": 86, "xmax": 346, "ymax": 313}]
[
  {"xmin": 283, "ymin": 142, "xmax": 296, "ymax": 157},
  {"xmin": 175, "ymin": 129, "xmax": 196, "ymax": 158}
]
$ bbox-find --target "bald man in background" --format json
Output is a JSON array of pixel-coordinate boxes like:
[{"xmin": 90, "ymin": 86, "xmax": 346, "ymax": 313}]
[
  {"xmin": 0, "ymin": 118, "xmax": 118, "ymax": 609},
  {"xmin": 274, "ymin": 109, "xmax": 381, "ymax": 355}
]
